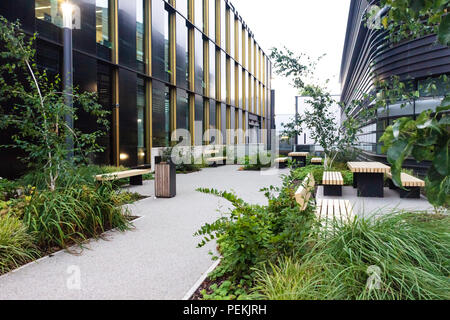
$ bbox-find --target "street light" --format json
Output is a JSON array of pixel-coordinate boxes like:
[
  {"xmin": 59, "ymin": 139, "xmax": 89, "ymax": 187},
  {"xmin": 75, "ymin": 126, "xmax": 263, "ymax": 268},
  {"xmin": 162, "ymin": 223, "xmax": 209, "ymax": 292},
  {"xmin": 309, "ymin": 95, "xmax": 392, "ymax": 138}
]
[{"xmin": 61, "ymin": 1, "xmax": 74, "ymax": 160}]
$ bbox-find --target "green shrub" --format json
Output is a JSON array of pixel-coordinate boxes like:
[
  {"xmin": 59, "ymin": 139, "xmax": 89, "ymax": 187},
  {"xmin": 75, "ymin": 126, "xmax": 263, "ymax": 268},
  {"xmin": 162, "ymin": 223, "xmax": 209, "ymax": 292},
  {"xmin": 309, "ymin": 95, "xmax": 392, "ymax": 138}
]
[
  {"xmin": 0, "ymin": 178, "xmax": 20, "ymax": 201},
  {"xmin": 254, "ymin": 213, "xmax": 450, "ymax": 300},
  {"xmin": 23, "ymin": 184, "xmax": 131, "ymax": 249},
  {"xmin": 289, "ymin": 165, "xmax": 353, "ymax": 186},
  {"xmin": 241, "ymin": 153, "xmax": 272, "ymax": 171},
  {"xmin": 195, "ymin": 183, "xmax": 314, "ymax": 280},
  {"xmin": 0, "ymin": 214, "xmax": 39, "ymax": 274}
]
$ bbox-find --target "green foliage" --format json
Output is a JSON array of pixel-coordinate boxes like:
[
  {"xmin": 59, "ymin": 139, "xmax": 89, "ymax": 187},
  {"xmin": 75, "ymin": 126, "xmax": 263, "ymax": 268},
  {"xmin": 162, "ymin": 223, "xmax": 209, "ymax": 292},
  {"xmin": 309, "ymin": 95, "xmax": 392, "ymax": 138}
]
[
  {"xmin": 0, "ymin": 17, "xmax": 109, "ymax": 191},
  {"xmin": 241, "ymin": 153, "xmax": 272, "ymax": 171},
  {"xmin": 380, "ymin": 103, "xmax": 449, "ymax": 207},
  {"xmin": 0, "ymin": 214, "xmax": 39, "ymax": 274},
  {"xmin": 23, "ymin": 183, "xmax": 131, "ymax": 249},
  {"xmin": 366, "ymin": 0, "xmax": 450, "ymax": 46},
  {"xmin": 289, "ymin": 165, "xmax": 353, "ymax": 186},
  {"xmin": 195, "ymin": 179, "xmax": 315, "ymax": 281},
  {"xmin": 0, "ymin": 178, "xmax": 20, "ymax": 201},
  {"xmin": 201, "ymin": 278, "xmax": 257, "ymax": 300},
  {"xmin": 270, "ymin": 47, "xmax": 371, "ymax": 169},
  {"xmin": 254, "ymin": 213, "xmax": 450, "ymax": 300}
]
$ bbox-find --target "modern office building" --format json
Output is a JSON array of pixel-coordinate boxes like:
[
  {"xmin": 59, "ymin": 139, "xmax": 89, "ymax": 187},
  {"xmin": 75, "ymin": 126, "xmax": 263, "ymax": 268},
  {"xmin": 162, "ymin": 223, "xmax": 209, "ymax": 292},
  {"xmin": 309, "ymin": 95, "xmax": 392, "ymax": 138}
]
[
  {"xmin": 0, "ymin": 0, "xmax": 273, "ymax": 177},
  {"xmin": 340, "ymin": 0, "xmax": 450, "ymax": 172}
]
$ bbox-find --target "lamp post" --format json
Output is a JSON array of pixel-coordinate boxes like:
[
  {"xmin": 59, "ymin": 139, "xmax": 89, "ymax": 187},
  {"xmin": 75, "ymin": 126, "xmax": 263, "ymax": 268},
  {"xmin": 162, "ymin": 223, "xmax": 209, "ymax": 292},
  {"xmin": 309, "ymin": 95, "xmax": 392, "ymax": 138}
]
[{"xmin": 61, "ymin": 1, "xmax": 74, "ymax": 160}]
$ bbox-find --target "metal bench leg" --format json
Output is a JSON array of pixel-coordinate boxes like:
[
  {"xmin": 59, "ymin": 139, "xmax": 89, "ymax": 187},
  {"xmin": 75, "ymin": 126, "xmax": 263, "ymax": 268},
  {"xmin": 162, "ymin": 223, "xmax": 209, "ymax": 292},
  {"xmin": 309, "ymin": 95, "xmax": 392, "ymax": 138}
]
[
  {"xmin": 388, "ymin": 179, "xmax": 397, "ymax": 190},
  {"xmin": 357, "ymin": 173, "xmax": 384, "ymax": 197},
  {"xmin": 398, "ymin": 187, "xmax": 421, "ymax": 199},
  {"xmin": 130, "ymin": 175, "xmax": 143, "ymax": 186},
  {"xmin": 324, "ymin": 185, "xmax": 342, "ymax": 196},
  {"xmin": 353, "ymin": 173, "xmax": 359, "ymax": 189}
]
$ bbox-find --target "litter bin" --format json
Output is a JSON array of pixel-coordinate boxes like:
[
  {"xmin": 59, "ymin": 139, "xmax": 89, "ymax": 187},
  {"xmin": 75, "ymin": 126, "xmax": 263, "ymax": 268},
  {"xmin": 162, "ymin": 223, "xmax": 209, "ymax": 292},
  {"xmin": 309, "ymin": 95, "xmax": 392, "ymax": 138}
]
[{"xmin": 154, "ymin": 156, "xmax": 176, "ymax": 198}]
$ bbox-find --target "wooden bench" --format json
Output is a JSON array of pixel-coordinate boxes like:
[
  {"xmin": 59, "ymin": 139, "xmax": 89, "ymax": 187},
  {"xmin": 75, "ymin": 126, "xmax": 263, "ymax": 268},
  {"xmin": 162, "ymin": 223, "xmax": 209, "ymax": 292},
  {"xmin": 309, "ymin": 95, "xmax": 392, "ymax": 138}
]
[
  {"xmin": 206, "ymin": 156, "xmax": 227, "ymax": 167},
  {"xmin": 274, "ymin": 157, "xmax": 289, "ymax": 169},
  {"xmin": 288, "ymin": 152, "xmax": 309, "ymax": 168},
  {"xmin": 295, "ymin": 173, "xmax": 315, "ymax": 211},
  {"xmin": 322, "ymin": 171, "xmax": 344, "ymax": 196},
  {"xmin": 387, "ymin": 172, "xmax": 425, "ymax": 198},
  {"xmin": 316, "ymin": 199, "xmax": 354, "ymax": 227},
  {"xmin": 95, "ymin": 169, "xmax": 151, "ymax": 186},
  {"xmin": 294, "ymin": 173, "xmax": 354, "ymax": 226},
  {"xmin": 204, "ymin": 150, "xmax": 220, "ymax": 156},
  {"xmin": 311, "ymin": 157, "xmax": 323, "ymax": 165}
]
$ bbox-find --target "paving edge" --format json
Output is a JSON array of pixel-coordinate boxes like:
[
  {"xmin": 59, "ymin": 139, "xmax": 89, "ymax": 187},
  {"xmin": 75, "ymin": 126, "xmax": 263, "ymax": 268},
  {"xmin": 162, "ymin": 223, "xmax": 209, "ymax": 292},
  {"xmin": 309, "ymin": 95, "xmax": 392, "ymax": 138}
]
[{"xmin": 182, "ymin": 259, "xmax": 221, "ymax": 300}]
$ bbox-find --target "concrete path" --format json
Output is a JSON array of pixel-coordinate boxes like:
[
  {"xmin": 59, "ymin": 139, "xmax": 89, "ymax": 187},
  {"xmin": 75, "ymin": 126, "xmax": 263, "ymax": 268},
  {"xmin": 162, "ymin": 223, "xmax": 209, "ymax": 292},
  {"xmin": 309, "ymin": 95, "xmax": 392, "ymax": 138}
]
[
  {"xmin": 0, "ymin": 166, "xmax": 287, "ymax": 300},
  {"xmin": 316, "ymin": 186, "xmax": 435, "ymax": 218}
]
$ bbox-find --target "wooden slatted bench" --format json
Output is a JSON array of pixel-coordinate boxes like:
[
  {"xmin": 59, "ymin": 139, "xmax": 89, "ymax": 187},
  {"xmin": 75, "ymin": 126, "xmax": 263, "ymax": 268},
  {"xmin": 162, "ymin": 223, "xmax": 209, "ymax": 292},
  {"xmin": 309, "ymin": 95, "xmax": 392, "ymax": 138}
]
[
  {"xmin": 387, "ymin": 172, "xmax": 425, "ymax": 198},
  {"xmin": 204, "ymin": 150, "xmax": 219, "ymax": 156},
  {"xmin": 206, "ymin": 156, "xmax": 227, "ymax": 167},
  {"xmin": 294, "ymin": 174, "xmax": 354, "ymax": 227},
  {"xmin": 311, "ymin": 157, "xmax": 323, "ymax": 165},
  {"xmin": 294, "ymin": 173, "xmax": 315, "ymax": 211},
  {"xmin": 95, "ymin": 169, "xmax": 151, "ymax": 186},
  {"xmin": 274, "ymin": 157, "xmax": 289, "ymax": 169},
  {"xmin": 322, "ymin": 171, "xmax": 344, "ymax": 196},
  {"xmin": 316, "ymin": 199, "xmax": 354, "ymax": 228}
]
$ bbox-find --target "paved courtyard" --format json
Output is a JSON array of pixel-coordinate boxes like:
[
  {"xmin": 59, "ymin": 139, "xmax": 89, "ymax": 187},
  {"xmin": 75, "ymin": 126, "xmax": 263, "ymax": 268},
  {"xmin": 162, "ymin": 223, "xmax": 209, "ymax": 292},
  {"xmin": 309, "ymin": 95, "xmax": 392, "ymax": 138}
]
[
  {"xmin": 0, "ymin": 166, "xmax": 286, "ymax": 300},
  {"xmin": 316, "ymin": 186, "xmax": 435, "ymax": 218}
]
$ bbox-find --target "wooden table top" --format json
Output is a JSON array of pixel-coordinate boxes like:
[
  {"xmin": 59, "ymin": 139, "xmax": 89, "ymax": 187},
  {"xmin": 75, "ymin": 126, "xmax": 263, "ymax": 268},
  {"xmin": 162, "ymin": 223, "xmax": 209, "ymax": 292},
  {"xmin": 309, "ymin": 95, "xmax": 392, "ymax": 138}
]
[
  {"xmin": 347, "ymin": 162, "xmax": 391, "ymax": 173},
  {"xmin": 288, "ymin": 152, "xmax": 309, "ymax": 157}
]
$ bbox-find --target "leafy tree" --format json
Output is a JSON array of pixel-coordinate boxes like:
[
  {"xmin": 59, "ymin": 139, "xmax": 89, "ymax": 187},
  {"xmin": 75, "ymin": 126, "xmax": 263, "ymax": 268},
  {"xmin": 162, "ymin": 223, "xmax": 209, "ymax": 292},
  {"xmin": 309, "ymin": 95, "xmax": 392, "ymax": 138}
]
[
  {"xmin": 0, "ymin": 17, "xmax": 109, "ymax": 191},
  {"xmin": 366, "ymin": 0, "xmax": 450, "ymax": 46},
  {"xmin": 270, "ymin": 48, "xmax": 366, "ymax": 169}
]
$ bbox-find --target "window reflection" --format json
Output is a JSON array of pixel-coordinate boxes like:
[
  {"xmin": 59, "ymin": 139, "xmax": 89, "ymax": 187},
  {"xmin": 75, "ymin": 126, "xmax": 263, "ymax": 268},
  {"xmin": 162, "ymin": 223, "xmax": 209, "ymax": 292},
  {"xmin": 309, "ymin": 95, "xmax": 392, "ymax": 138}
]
[
  {"xmin": 137, "ymin": 0, "xmax": 144, "ymax": 63},
  {"xmin": 96, "ymin": 0, "xmax": 111, "ymax": 48},
  {"xmin": 137, "ymin": 77, "xmax": 146, "ymax": 164},
  {"xmin": 35, "ymin": 0, "xmax": 63, "ymax": 27}
]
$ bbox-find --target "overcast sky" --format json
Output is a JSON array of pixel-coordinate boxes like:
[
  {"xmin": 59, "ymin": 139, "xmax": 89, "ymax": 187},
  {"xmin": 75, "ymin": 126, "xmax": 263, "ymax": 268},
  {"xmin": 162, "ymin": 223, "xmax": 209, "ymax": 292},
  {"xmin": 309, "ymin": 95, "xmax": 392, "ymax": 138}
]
[{"xmin": 231, "ymin": 0, "xmax": 351, "ymax": 115}]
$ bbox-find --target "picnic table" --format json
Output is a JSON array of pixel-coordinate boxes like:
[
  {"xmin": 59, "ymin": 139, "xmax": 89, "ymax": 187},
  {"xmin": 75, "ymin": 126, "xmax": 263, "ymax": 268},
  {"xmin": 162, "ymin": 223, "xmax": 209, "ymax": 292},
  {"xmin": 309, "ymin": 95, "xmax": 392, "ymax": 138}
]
[{"xmin": 347, "ymin": 162, "xmax": 391, "ymax": 198}]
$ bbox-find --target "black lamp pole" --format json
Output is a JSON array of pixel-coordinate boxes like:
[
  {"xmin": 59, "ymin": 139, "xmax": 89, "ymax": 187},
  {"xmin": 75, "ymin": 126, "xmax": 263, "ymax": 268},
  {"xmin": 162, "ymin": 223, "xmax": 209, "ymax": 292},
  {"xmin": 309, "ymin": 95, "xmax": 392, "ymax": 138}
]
[{"xmin": 62, "ymin": 2, "xmax": 74, "ymax": 160}]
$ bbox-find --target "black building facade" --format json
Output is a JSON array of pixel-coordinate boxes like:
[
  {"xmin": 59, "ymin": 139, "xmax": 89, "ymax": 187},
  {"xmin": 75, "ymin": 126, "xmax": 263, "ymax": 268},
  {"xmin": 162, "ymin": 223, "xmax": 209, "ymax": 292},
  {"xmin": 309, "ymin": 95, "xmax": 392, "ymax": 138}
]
[
  {"xmin": 340, "ymin": 0, "xmax": 450, "ymax": 173},
  {"xmin": 0, "ymin": 0, "xmax": 273, "ymax": 178}
]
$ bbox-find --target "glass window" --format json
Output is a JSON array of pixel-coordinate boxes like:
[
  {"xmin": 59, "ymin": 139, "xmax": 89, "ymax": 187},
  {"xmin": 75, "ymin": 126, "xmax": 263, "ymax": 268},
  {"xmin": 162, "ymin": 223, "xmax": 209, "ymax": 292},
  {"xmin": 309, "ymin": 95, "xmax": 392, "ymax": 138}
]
[
  {"xmin": 137, "ymin": 77, "xmax": 146, "ymax": 165},
  {"xmin": 195, "ymin": 95, "xmax": 204, "ymax": 146},
  {"xmin": 238, "ymin": 65, "xmax": 242, "ymax": 108},
  {"xmin": 209, "ymin": 41, "xmax": 216, "ymax": 98},
  {"xmin": 95, "ymin": 0, "xmax": 111, "ymax": 48},
  {"xmin": 419, "ymin": 76, "xmax": 450, "ymax": 97},
  {"xmin": 152, "ymin": 80, "xmax": 170, "ymax": 147},
  {"xmin": 248, "ymin": 34, "xmax": 252, "ymax": 74},
  {"xmin": 248, "ymin": 74, "xmax": 253, "ymax": 113},
  {"xmin": 152, "ymin": 0, "xmax": 170, "ymax": 81},
  {"xmin": 177, "ymin": 0, "xmax": 188, "ymax": 18},
  {"xmin": 209, "ymin": 99, "xmax": 216, "ymax": 144},
  {"xmin": 220, "ymin": 1, "xmax": 226, "ymax": 49},
  {"xmin": 208, "ymin": 0, "xmax": 215, "ymax": 41},
  {"xmin": 242, "ymin": 69, "xmax": 246, "ymax": 110},
  {"xmin": 220, "ymin": 103, "xmax": 226, "ymax": 142},
  {"xmin": 177, "ymin": 89, "xmax": 190, "ymax": 132},
  {"xmin": 229, "ymin": 11, "xmax": 235, "ymax": 59},
  {"xmin": 221, "ymin": 50, "xmax": 226, "ymax": 102},
  {"xmin": 230, "ymin": 61, "xmax": 235, "ymax": 106},
  {"xmin": 194, "ymin": 0, "xmax": 203, "ymax": 30},
  {"xmin": 176, "ymin": 14, "xmax": 188, "ymax": 89},
  {"xmin": 195, "ymin": 30, "xmax": 204, "ymax": 95},
  {"xmin": 35, "ymin": 0, "xmax": 63, "ymax": 27},
  {"xmin": 136, "ymin": 0, "xmax": 144, "ymax": 63},
  {"xmin": 237, "ymin": 19, "xmax": 242, "ymax": 63}
]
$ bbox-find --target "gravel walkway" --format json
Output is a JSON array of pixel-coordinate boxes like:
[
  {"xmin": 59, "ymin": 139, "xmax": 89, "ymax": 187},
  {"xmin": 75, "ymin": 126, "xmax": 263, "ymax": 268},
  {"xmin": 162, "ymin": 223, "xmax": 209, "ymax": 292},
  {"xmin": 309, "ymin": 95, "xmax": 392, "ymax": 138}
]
[{"xmin": 0, "ymin": 166, "xmax": 286, "ymax": 300}]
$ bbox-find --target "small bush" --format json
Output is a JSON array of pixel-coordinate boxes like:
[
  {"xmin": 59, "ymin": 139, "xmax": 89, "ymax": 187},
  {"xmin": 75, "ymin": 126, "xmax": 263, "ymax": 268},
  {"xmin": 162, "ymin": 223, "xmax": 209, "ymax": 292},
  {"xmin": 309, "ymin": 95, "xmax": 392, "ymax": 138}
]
[
  {"xmin": 0, "ymin": 214, "xmax": 39, "ymax": 274},
  {"xmin": 289, "ymin": 165, "xmax": 353, "ymax": 186},
  {"xmin": 254, "ymin": 213, "xmax": 450, "ymax": 300},
  {"xmin": 241, "ymin": 153, "xmax": 272, "ymax": 171}
]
